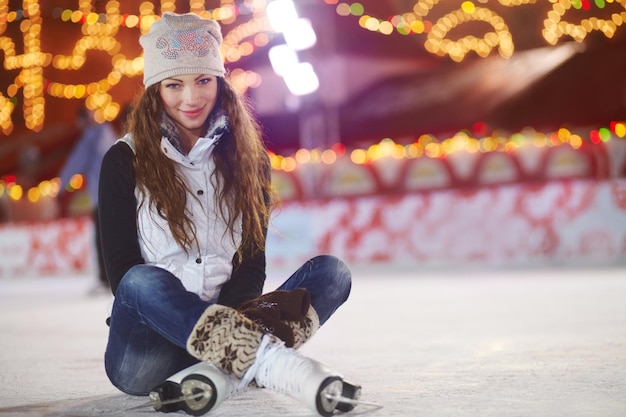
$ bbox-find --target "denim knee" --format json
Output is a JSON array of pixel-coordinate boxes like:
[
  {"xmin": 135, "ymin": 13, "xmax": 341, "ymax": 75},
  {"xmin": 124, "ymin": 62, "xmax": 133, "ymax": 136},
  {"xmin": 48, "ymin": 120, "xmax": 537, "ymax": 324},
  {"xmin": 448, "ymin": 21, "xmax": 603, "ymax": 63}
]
[
  {"xmin": 116, "ymin": 264, "xmax": 173, "ymax": 302},
  {"xmin": 116, "ymin": 264, "xmax": 149, "ymax": 297},
  {"xmin": 313, "ymin": 254, "xmax": 352, "ymax": 300},
  {"xmin": 304, "ymin": 255, "xmax": 352, "ymax": 324}
]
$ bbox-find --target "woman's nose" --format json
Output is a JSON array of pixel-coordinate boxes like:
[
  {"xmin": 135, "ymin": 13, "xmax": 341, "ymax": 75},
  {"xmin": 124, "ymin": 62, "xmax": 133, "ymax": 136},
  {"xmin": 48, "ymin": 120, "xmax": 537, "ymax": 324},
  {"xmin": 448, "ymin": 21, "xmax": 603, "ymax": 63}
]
[{"xmin": 183, "ymin": 87, "xmax": 200, "ymax": 105}]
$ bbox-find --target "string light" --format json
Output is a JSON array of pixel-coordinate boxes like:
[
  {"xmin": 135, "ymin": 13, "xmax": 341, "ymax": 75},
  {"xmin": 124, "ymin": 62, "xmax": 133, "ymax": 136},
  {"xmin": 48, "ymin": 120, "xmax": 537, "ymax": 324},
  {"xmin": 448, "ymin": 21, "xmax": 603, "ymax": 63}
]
[
  {"xmin": 2, "ymin": 1, "xmax": 624, "ymax": 132},
  {"xmin": 267, "ymin": 123, "xmax": 626, "ymax": 170},
  {"xmin": 333, "ymin": 0, "xmax": 626, "ymax": 61},
  {"xmin": 0, "ymin": 0, "xmax": 274, "ymax": 134},
  {"xmin": 3, "ymin": 123, "xmax": 623, "ymax": 205}
]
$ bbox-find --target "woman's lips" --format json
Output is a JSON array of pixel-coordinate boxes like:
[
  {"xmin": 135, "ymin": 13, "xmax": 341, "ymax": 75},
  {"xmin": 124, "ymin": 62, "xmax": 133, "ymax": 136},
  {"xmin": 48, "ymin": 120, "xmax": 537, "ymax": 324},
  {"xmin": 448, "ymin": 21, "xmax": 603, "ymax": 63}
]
[{"xmin": 181, "ymin": 108, "xmax": 203, "ymax": 119}]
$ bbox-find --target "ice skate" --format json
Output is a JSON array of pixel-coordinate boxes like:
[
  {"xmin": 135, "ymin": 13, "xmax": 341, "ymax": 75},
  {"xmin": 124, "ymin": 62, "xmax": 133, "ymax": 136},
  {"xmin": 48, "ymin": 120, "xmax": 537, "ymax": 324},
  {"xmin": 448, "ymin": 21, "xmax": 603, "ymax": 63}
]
[
  {"xmin": 186, "ymin": 305, "xmax": 361, "ymax": 416},
  {"xmin": 149, "ymin": 362, "xmax": 241, "ymax": 416},
  {"xmin": 243, "ymin": 334, "xmax": 361, "ymax": 417}
]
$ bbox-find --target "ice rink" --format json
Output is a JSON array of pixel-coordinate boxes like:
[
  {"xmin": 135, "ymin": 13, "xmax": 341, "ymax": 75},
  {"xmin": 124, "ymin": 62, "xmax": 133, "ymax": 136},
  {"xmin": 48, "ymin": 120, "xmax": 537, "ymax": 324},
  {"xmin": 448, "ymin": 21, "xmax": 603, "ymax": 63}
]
[{"xmin": 1, "ymin": 265, "xmax": 625, "ymax": 417}]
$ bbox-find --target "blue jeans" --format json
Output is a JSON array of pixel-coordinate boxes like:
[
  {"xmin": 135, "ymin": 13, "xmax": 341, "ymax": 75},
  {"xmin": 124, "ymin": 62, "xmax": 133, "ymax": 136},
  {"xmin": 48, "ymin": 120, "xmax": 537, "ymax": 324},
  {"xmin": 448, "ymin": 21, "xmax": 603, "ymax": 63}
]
[{"xmin": 104, "ymin": 255, "xmax": 351, "ymax": 395}]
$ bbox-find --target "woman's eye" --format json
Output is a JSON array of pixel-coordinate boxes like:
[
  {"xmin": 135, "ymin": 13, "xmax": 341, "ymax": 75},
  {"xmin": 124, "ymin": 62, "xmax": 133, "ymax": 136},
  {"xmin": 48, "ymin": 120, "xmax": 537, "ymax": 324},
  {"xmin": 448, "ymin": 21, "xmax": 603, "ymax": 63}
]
[
  {"xmin": 198, "ymin": 78, "xmax": 211, "ymax": 85},
  {"xmin": 165, "ymin": 83, "xmax": 180, "ymax": 89}
]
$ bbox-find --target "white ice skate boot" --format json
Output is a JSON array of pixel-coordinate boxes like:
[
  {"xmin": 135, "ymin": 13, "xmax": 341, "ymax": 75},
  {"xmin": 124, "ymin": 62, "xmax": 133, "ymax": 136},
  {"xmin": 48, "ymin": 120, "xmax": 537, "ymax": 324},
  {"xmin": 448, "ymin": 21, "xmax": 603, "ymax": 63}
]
[
  {"xmin": 186, "ymin": 305, "xmax": 361, "ymax": 415},
  {"xmin": 242, "ymin": 335, "xmax": 360, "ymax": 417},
  {"xmin": 149, "ymin": 362, "xmax": 242, "ymax": 416}
]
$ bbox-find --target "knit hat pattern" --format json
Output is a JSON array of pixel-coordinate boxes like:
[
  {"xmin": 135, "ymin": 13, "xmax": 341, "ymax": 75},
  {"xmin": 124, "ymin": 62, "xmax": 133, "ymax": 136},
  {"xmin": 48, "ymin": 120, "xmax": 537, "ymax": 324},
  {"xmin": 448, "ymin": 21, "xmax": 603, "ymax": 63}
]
[{"xmin": 140, "ymin": 12, "xmax": 226, "ymax": 87}]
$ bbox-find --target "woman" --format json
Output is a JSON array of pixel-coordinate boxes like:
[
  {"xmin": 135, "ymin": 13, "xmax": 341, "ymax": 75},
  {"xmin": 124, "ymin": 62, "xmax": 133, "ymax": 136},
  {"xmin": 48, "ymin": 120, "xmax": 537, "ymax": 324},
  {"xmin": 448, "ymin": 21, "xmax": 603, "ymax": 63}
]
[{"xmin": 98, "ymin": 11, "xmax": 359, "ymax": 417}]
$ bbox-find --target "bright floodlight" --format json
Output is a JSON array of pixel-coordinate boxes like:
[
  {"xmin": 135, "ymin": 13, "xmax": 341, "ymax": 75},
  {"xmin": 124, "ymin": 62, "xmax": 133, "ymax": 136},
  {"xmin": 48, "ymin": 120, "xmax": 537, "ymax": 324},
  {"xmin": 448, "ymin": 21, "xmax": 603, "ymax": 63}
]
[
  {"xmin": 282, "ymin": 62, "xmax": 319, "ymax": 96},
  {"xmin": 268, "ymin": 44, "xmax": 299, "ymax": 77},
  {"xmin": 266, "ymin": 0, "xmax": 299, "ymax": 33},
  {"xmin": 284, "ymin": 18, "xmax": 317, "ymax": 51}
]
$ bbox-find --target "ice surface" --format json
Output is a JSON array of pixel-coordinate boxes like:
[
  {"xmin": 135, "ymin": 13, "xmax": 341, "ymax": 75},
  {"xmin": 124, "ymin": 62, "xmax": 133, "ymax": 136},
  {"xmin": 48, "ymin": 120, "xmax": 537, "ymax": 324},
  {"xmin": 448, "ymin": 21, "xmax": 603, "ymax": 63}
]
[{"xmin": 0, "ymin": 266, "xmax": 625, "ymax": 416}]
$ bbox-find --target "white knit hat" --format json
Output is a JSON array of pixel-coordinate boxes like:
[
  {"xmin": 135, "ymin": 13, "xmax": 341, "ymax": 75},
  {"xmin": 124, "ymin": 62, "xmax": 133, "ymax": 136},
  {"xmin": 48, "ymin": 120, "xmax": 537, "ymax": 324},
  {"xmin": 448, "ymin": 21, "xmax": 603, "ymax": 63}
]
[{"xmin": 140, "ymin": 12, "xmax": 226, "ymax": 87}]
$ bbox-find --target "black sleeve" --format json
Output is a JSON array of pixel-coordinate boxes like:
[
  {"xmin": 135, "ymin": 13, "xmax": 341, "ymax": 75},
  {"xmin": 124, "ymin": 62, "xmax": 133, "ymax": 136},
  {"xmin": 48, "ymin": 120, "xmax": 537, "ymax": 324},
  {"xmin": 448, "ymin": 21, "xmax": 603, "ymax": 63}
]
[
  {"xmin": 217, "ymin": 153, "xmax": 272, "ymax": 309},
  {"xmin": 98, "ymin": 142, "xmax": 144, "ymax": 294}
]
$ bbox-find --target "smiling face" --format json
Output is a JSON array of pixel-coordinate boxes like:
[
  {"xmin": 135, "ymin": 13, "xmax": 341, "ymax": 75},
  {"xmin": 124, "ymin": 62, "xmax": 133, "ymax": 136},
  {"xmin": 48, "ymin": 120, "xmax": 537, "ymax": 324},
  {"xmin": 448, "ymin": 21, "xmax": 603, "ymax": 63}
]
[{"xmin": 159, "ymin": 73, "xmax": 219, "ymax": 144}]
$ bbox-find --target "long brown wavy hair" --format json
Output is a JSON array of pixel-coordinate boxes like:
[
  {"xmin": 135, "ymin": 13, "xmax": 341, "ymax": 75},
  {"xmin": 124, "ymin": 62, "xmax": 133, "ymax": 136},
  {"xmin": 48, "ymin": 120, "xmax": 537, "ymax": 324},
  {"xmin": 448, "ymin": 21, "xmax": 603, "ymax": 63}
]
[{"xmin": 126, "ymin": 77, "xmax": 275, "ymax": 259}]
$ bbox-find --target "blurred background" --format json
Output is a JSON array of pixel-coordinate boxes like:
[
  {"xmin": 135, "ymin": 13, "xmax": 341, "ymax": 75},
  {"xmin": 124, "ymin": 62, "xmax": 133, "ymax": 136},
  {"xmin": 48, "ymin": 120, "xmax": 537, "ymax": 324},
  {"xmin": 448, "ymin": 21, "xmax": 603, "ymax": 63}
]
[{"xmin": 1, "ymin": 0, "xmax": 626, "ymax": 277}]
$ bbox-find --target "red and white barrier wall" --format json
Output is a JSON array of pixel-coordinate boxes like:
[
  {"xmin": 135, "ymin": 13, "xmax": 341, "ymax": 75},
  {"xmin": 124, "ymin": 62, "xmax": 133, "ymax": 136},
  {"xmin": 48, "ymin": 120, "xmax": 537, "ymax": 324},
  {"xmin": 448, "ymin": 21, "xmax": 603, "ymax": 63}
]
[
  {"xmin": 1, "ymin": 178, "xmax": 625, "ymax": 278},
  {"xmin": 0, "ymin": 216, "xmax": 95, "ymax": 278},
  {"xmin": 263, "ymin": 139, "xmax": 626, "ymax": 268},
  {"xmin": 267, "ymin": 178, "xmax": 626, "ymax": 269},
  {"xmin": 1, "ymin": 139, "xmax": 625, "ymax": 277}
]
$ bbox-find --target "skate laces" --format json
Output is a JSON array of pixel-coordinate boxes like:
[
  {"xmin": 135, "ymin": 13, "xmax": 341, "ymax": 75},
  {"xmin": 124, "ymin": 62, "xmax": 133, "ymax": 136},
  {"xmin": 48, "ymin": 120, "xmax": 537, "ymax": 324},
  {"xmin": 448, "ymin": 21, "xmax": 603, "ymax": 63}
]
[{"xmin": 240, "ymin": 334, "xmax": 311, "ymax": 398}]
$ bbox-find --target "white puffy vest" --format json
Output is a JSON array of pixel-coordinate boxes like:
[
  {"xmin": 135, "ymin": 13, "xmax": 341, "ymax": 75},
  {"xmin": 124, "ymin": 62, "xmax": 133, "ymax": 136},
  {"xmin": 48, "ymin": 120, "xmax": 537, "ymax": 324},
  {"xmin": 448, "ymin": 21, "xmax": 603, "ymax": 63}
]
[{"xmin": 119, "ymin": 133, "xmax": 241, "ymax": 302}]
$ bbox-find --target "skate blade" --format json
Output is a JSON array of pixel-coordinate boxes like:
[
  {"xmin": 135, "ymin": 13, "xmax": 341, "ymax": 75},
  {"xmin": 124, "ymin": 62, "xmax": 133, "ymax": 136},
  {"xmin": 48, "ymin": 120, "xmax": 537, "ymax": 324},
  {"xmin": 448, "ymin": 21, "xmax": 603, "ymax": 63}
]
[
  {"xmin": 126, "ymin": 391, "xmax": 208, "ymax": 411},
  {"xmin": 323, "ymin": 393, "xmax": 383, "ymax": 415}
]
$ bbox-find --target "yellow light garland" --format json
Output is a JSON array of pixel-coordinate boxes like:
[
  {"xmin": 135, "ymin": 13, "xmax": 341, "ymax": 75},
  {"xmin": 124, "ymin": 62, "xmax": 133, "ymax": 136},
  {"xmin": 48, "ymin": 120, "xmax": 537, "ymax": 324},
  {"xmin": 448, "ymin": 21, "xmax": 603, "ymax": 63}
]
[
  {"xmin": 333, "ymin": 0, "xmax": 625, "ymax": 61},
  {"xmin": 2, "ymin": 123, "xmax": 623, "ymax": 203},
  {"xmin": 0, "ymin": 0, "xmax": 273, "ymax": 134}
]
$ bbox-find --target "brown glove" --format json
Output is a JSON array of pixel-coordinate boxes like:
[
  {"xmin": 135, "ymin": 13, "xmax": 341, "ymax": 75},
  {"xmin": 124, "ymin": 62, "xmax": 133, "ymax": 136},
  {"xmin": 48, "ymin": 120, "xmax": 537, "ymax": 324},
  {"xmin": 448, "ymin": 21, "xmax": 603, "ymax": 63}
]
[{"xmin": 239, "ymin": 289, "xmax": 311, "ymax": 347}]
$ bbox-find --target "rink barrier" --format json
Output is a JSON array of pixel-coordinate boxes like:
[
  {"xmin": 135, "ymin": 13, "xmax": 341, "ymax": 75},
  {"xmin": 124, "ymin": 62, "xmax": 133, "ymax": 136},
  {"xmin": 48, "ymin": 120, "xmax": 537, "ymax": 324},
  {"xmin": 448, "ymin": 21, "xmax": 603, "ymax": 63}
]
[
  {"xmin": 1, "ymin": 178, "xmax": 625, "ymax": 278},
  {"xmin": 272, "ymin": 139, "xmax": 625, "ymax": 201},
  {"xmin": 0, "ymin": 216, "xmax": 93, "ymax": 278}
]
